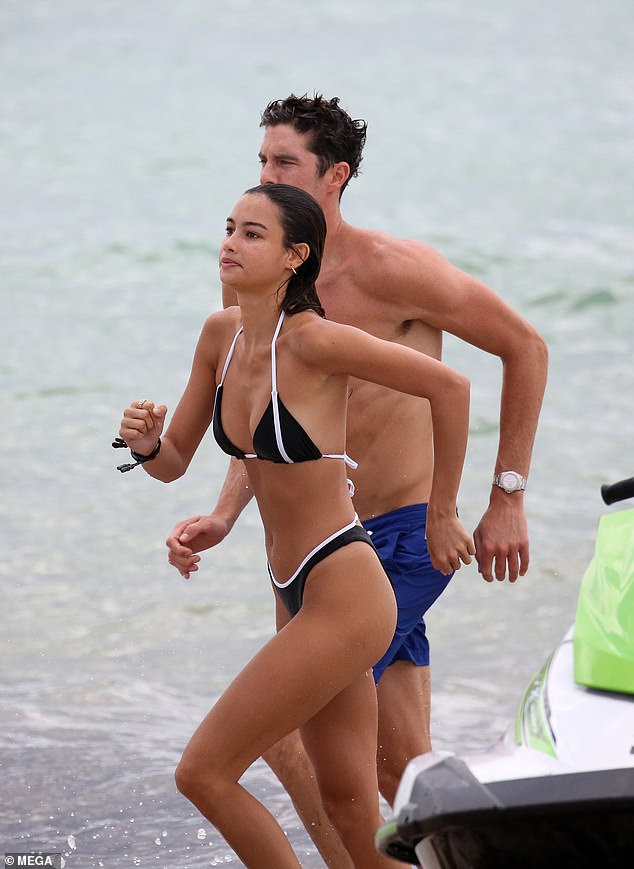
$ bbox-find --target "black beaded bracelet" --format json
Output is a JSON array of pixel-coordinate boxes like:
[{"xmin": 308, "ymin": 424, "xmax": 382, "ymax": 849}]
[{"xmin": 112, "ymin": 437, "xmax": 162, "ymax": 473}]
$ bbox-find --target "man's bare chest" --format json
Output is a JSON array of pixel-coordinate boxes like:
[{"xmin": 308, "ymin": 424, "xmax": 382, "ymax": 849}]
[
  {"xmin": 317, "ymin": 274, "xmax": 398, "ymax": 339},
  {"xmin": 318, "ymin": 277, "xmax": 440, "ymax": 355}
]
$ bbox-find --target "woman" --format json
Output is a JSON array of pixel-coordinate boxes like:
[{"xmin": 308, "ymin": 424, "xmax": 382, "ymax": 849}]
[{"xmin": 117, "ymin": 183, "xmax": 474, "ymax": 867}]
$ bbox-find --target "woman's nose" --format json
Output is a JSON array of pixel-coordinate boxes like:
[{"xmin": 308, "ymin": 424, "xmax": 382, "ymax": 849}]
[{"xmin": 219, "ymin": 239, "xmax": 234, "ymax": 260}]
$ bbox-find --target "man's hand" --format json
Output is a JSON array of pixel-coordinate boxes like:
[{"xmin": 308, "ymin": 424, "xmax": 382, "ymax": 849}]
[
  {"xmin": 166, "ymin": 514, "xmax": 231, "ymax": 580},
  {"xmin": 473, "ymin": 490, "xmax": 529, "ymax": 583}
]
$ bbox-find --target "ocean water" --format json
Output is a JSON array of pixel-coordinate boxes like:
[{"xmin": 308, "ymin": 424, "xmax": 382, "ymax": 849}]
[{"xmin": 1, "ymin": 1, "xmax": 633, "ymax": 865}]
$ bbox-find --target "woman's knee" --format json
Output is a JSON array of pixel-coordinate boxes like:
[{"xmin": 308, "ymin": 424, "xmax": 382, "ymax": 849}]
[
  {"xmin": 174, "ymin": 752, "xmax": 201, "ymax": 799},
  {"xmin": 320, "ymin": 786, "xmax": 376, "ymax": 839},
  {"xmin": 175, "ymin": 749, "xmax": 225, "ymax": 804}
]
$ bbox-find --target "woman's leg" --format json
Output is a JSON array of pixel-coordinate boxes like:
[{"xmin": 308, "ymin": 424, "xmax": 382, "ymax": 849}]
[
  {"xmin": 175, "ymin": 626, "xmax": 370, "ymax": 867},
  {"xmin": 176, "ymin": 542, "xmax": 396, "ymax": 867},
  {"xmin": 263, "ymin": 597, "xmax": 354, "ymax": 868},
  {"xmin": 175, "ymin": 651, "xmax": 305, "ymax": 869},
  {"xmin": 263, "ymin": 730, "xmax": 354, "ymax": 868},
  {"xmin": 301, "ymin": 672, "xmax": 399, "ymax": 868},
  {"xmin": 294, "ymin": 542, "xmax": 399, "ymax": 866}
]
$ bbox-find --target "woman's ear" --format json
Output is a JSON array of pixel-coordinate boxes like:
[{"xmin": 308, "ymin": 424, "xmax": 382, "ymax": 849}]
[{"xmin": 288, "ymin": 243, "xmax": 310, "ymax": 272}]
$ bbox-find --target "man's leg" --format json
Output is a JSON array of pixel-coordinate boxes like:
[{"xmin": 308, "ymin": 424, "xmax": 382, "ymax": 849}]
[
  {"xmin": 364, "ymin": 504, "xmax": 452, "ymax": 806},
  {"xmin": 263, "ymin": 732, "xmax": 353, "ymax": 869},
  {"xmin": 375, "ymin": 660, "xmax": 431, "ymax": 806}
]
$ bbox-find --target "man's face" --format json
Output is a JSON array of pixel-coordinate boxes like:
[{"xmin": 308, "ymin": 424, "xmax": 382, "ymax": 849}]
[{"xmin": 258, "ymin": 124, "xmax": 326, "ymax": 204}]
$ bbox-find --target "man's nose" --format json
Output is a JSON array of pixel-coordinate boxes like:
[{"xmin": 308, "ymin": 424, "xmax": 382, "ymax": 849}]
[{"xmin": 259, "ymin": 163, "xmax": 277, "ymax": 185}]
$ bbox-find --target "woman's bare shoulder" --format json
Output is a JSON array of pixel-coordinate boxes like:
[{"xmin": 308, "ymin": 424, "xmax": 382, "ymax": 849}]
[
  {"xmin": 192, "ymin": 307, "xmax": 242, "ymax": 369},
  {"xmin": 286, "ymin": 312, "xmax": 362, "ymax": 365},
  {"xmin": 200, "ymin": 305, "xmax": 241, "ymax": 339}
]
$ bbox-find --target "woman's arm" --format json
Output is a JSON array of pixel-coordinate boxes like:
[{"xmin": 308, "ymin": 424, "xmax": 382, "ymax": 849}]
[
  {"xmin": 306, "ymin": 319, "xmax": 469, "ymax": 495},
  {"xmin": 300, "ymin": 318, "xmax": 474, "ymax": 572},
  {"xmin": 117, "ymin": 313, "xmax": 226, "ymax": 483}
]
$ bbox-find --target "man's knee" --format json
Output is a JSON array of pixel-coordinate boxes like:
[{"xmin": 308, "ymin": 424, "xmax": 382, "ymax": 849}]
[
  {"xmin": 376, "ymin": 761, "xmax": 402, "ymax": 809},
  {"xmin": 262, "ymin": 729, "xmax": 306, "ymax": 781},
  {"xmin": 376, "ymin": 661, "xmax": 432, "ymax": 803}
]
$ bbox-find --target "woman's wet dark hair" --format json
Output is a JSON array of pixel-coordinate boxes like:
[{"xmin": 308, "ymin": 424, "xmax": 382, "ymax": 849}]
[{"xmin": 244, "ymin": 183, "xmax": 326, "ymax": 318}]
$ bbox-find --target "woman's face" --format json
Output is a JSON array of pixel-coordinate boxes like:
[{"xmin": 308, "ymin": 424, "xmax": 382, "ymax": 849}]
[{"xmin": 219, "ymin": 193, "xmax": 291, "ymax": 291}]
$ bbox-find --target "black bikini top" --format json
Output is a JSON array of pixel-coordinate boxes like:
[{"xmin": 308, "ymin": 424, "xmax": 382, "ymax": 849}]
[{"xmin": 212, "ymin": 311, "xmax": 357, "ymax": 469}]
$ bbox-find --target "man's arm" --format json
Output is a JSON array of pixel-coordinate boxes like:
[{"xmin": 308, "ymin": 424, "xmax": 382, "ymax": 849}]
[
  {"xmin": 472, "ymin": 325, "xmax": 546, "ymax": 582},
  {"xmin": 166, "ymin": 457, "xmax": 253, "ymax": 578},
  {"xmin": 394, "ymin": 240, "xmax": 548, "ymax": 581}
]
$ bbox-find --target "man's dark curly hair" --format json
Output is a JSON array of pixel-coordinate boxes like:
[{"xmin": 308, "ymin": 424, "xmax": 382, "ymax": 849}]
[{"xmin": 260, "ymin": 93, "xmax": 367, "ymax": 197}]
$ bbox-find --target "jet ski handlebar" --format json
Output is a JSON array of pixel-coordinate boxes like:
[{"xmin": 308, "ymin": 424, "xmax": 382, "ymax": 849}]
[{"xmin": 601, "ymin": 476, "xmax": 634, "ymax": 505}]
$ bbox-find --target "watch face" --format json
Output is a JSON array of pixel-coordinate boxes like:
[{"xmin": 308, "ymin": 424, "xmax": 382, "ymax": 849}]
[{"xmin": 500, "ymin": 472, "xmax": 521, "ymax": 492}]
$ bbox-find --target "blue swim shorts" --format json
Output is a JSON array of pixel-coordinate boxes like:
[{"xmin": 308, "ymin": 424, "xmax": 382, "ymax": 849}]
[{"xmin": 364, "ymin": 503, "xmax": 453, "ymax": 683}]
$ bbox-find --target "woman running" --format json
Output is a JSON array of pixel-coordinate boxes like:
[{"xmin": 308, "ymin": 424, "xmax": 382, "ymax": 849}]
[{"xmin": 116, "ymin": 183, "xmax": 474, "ymax": 867}]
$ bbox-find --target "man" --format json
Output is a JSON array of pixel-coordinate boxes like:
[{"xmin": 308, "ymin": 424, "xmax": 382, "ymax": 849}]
[{"xmin": 166, "ymin": 95, "xmax": 548, "ymax": 864}]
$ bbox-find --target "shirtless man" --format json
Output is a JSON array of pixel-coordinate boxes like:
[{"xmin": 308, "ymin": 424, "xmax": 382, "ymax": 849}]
[{"xmin": 166, "ymin": 95, "xmax": 548, "ymax": 865}]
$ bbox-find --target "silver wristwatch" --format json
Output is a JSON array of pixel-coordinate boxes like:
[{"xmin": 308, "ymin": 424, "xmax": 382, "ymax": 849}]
[{"xmin": 493, "ymin": 470, "xmax": 527, "ymax": 493}]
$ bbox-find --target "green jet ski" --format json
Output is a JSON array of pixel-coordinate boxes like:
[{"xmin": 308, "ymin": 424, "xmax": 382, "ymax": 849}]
[{"xmin": 376, "ymin": 476, "xmax": 634, "ymax": 868}]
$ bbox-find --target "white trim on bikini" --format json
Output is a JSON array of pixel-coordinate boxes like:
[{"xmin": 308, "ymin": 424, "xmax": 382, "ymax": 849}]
[
  {"xmin": 269, "ymin": 515, "xmax": 360, "ymax": 588},
  {"xmin": 219, "ymin": 311, "xmax": 358, "ymax": 471}
]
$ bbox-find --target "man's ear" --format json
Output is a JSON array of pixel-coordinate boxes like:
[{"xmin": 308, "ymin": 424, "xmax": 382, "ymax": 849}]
[{"xmin": 329, "ymin": 161, "xmax": 351, "ymax": 193}]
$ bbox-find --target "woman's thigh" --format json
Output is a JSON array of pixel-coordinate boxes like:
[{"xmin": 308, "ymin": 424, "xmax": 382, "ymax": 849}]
[
  {"xmin": 181, "ymin": 543, "xmax": 395, "ymax": 781},
  {"xmin": 300, "ymin": 541, "xmax": 397, "ymax": 661},
  {"xmin": 300, "ymin": 668, "xmax": 381, "ymax": 803}
]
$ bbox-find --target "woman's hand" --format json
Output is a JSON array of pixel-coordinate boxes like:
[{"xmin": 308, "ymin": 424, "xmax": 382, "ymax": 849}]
[
  {"xmin": 119, "ymin": 399, "xmax": 167, "ymax": 456},
  {"xmin": 425, "ymin": 508, "xmax": 476, "ymax": 575}
]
